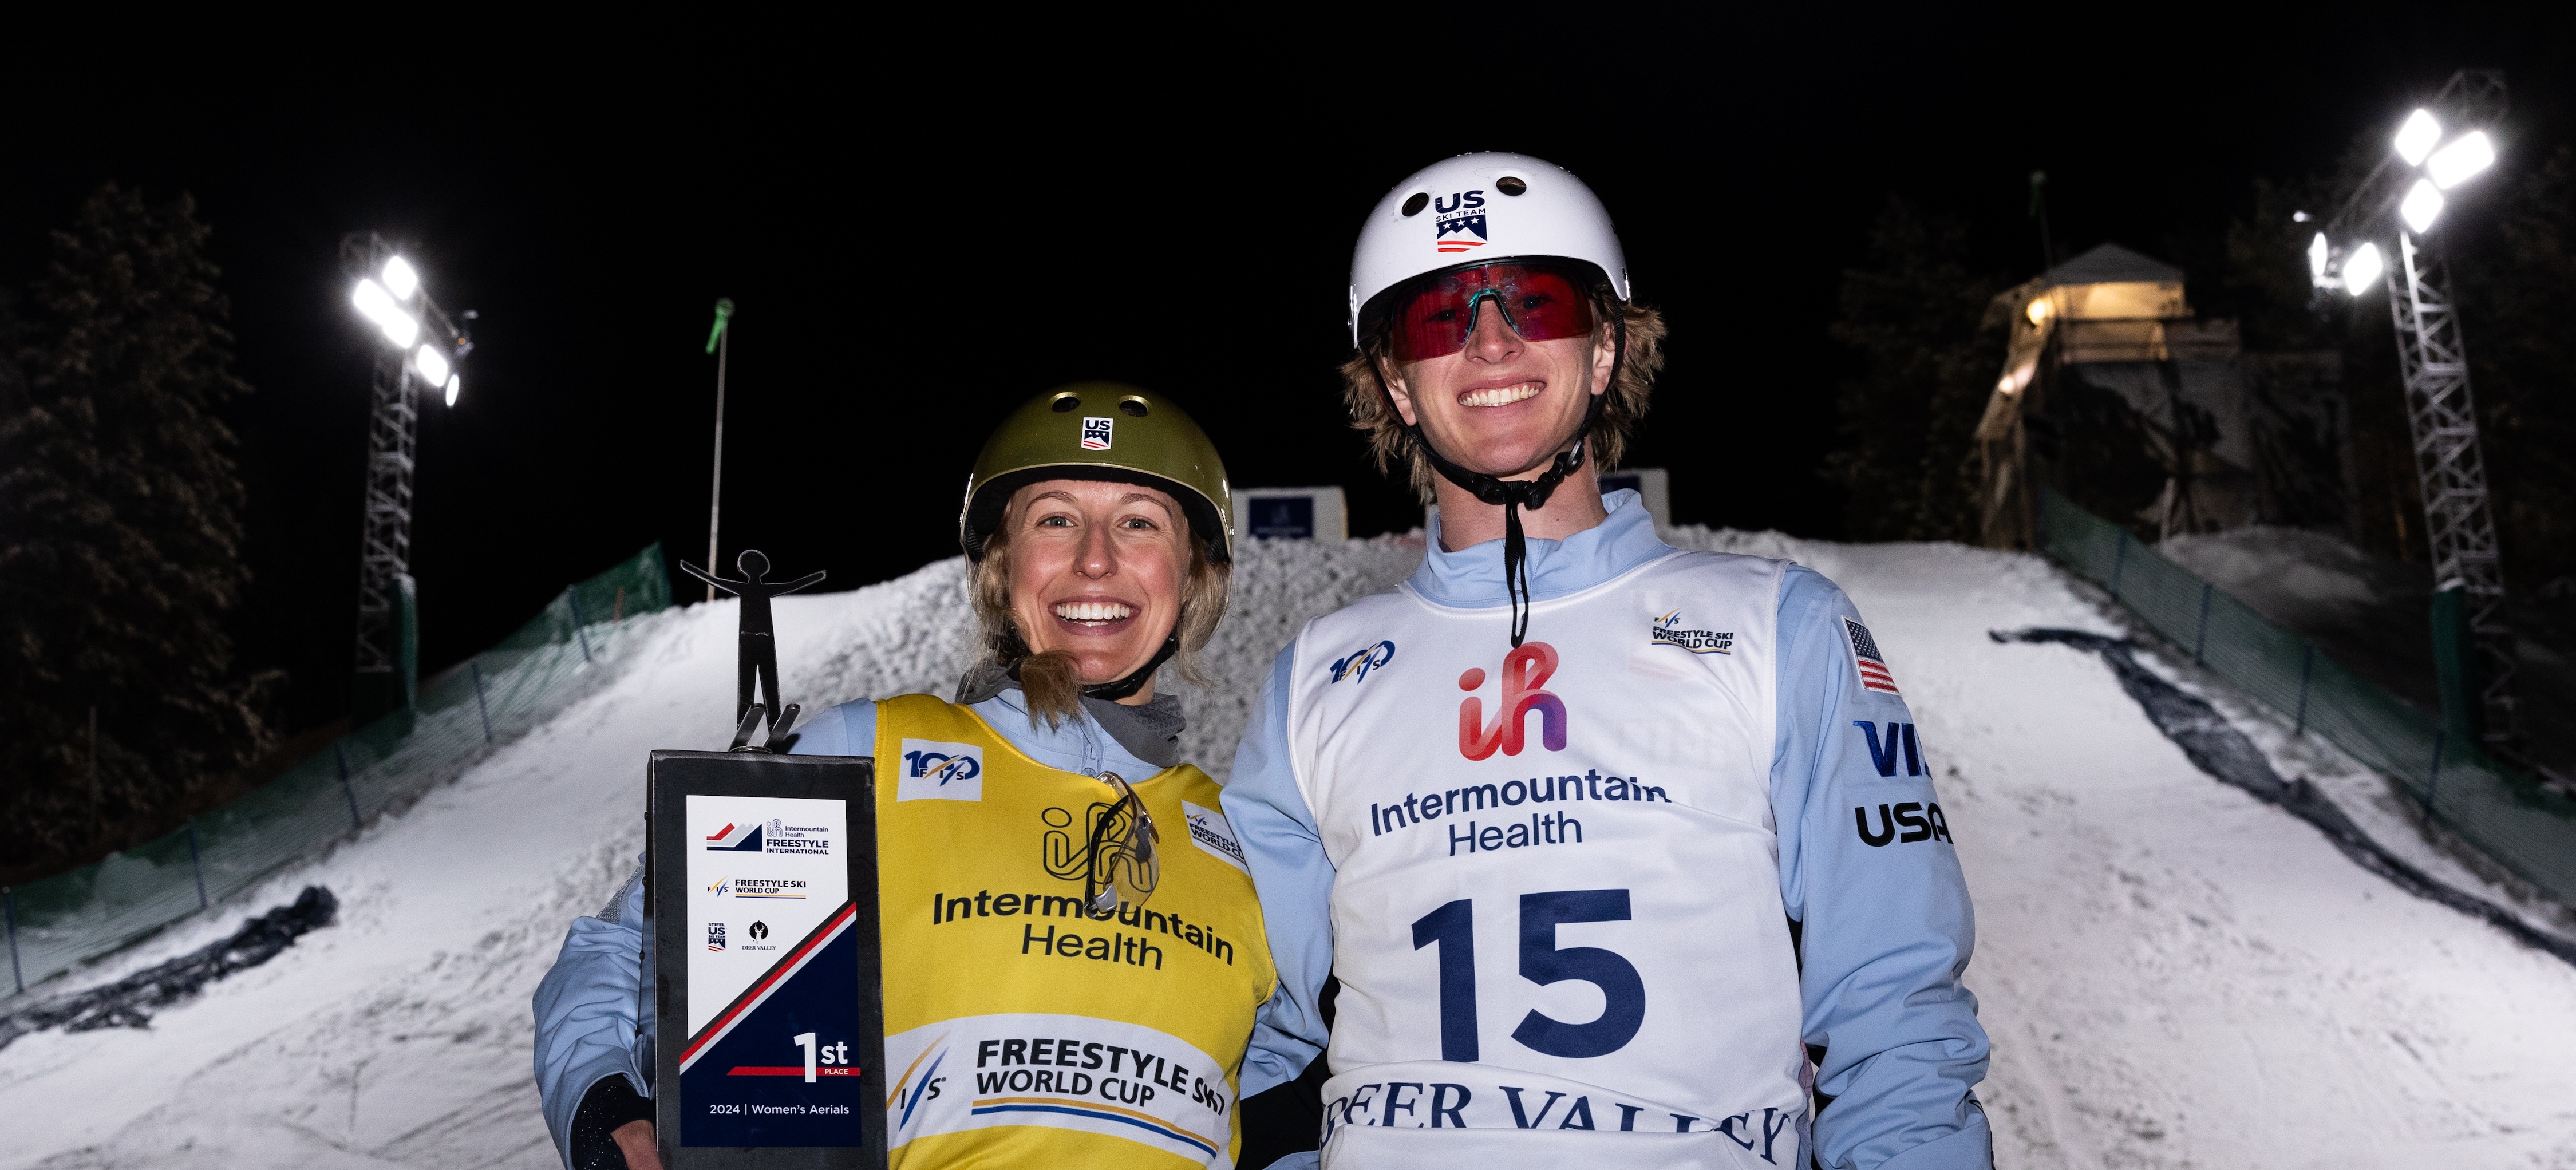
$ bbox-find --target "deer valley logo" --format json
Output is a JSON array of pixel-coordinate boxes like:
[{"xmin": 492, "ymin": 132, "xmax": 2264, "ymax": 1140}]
[
  {"xmin": 898, "ymin": 738, "xmax": 986, "ymax": 802},
  {"xmin": 1456, "ymin": 641, "xmax": 1568, "ymax": 761},
  {"xmin": 1329, "ymin": 639, "xmax": 1396, "ymax": 685},
  {"xmin": 1649, "ymin": 609, "xmax": 1734, "ymax": 654},
  {"xmin": 1433, "ymin": 189, "xmax": 1487, "ymax": 254}
]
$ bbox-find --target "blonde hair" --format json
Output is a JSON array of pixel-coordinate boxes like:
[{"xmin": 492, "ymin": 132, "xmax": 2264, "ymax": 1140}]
[
  {"xmin": 1341, "ymin": 284, "xmax": 1666, "ymax": 500},
  {"xmin": 970, "ymin": 492, "xmax": 1231, "ymax": 724}
]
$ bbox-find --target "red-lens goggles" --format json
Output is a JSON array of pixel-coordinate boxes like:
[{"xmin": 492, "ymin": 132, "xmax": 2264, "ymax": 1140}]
[{"xmin": 1384, "ymin": 262, "xmax": 1600, "ymax": 363}]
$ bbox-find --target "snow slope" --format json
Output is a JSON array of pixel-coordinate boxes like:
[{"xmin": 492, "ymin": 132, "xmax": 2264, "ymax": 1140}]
[{"xmin": 4, "ymin": 533, "xmax": 2574, "ymax": 1168}]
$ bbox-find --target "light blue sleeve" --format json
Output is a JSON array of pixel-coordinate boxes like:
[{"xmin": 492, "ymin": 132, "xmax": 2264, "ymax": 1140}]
[
  {"xmin": 532, "ymin": 859, "xmax": 651, "ymax": 1166},
  {"xmin": 788, "ymin": 698, "xmax": 876, "ymax": 757},
  {"xmin": 530, "ymin": 701, "xmax": 879, "ymax": 1165},
  {"xmin": 1220, "ymin": 645, "xmax": 1334, "ymax": 1102},
  {"xmin": 1772, "ymin": 566, "xmax": 1993, "ymax": 1169}
]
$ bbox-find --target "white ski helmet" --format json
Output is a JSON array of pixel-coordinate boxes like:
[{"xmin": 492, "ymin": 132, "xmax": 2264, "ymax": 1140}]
[{"xmin": 1348, "ymin": 152, "xmax": 1630, "ymax": 346}]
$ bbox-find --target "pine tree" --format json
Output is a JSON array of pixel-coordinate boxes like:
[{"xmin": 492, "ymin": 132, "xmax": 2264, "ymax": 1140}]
[
  {"xmin": 1824, "ymin": 198, "xmax": 2005, "ymax": 543},
  {"xmin": 0, "ymin": 184, "xmax": 273, "ymax": 873}
]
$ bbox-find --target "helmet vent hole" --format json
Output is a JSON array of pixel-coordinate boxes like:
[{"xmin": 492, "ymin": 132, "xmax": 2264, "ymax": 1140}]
[
  {"xmin": 1497, "ymin": 176, "xmax": 1527, "ymax": 196},
  {"xmin": 1400, "ymin": 192, "xmax": 1429, "ymax": 216},
  {"xmin": 1117, "ymin": 398, "xmax": 1149, "ymax": 417},
  {"xmin": 1050, "ymin": 394, "xmax": 1081, "ymax": 413}
]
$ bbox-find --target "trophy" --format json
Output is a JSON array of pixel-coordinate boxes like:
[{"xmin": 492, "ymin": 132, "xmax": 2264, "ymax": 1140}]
[{"xmin": 647, "ymin": 551, "xmax": 886, "ymax": 1167}]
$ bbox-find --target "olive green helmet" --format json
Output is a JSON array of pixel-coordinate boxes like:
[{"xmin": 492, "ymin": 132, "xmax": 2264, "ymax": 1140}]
[{"xmin": 961, "ymin": 383, "xmax": 1234, "ymax": 564}]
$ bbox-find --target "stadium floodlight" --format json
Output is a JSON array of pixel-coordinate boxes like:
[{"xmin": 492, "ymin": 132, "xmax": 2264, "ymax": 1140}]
[
  {"xmin": 350, "ymin": 278, "xmax": 421, "ymax": 347},
  {"xmin": 2395, "ymin": 109, "xmax": 2442, "ymax": 165},
  {"xmin": 2300, "ymin": 71, "xmax": 2523, "ymax": 745},
  {"xmin": 2400, "ymin": 180, "xmax": 2446, "ymax": 233},
  {"xmin": 2342, "ymin": 241, "xmax": 2384, "ymax": 295},
  {"xmin": 2427, "ymin": 131, "xmax": 2496, "ymax": 189},
  {"xmin": 382, "ymin": 255, "xmax": 420, "ymax": 301},
  {"xmin": 444, "ymin": 374, "xmax": 460, "ymax": 407},
  {"xmin": 414, "ymin": 343, "xmax": 451, "ymax": 386}
]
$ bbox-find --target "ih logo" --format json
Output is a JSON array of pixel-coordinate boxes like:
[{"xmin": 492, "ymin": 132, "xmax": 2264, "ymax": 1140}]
[
  {"xmin": 1456, "ymin": 641, "xmax": 1568, "ymax": 761},
  {"xmin": 1433, "ymin": 189, "xmax": 1487, "ymax": 254},
  {"xmin": 1329, "ymin": 639, "xmax": 1396, "ymax": 685}
]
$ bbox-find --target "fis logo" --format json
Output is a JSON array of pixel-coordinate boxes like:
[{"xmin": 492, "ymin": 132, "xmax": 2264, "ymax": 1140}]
[
  {"xmin": 1457, "ymin": 641, "xmax": 1568, "ymax": 761},
  {"xmin": 1648, "ymin": 609, "xmax": 1734, "ymax": 654},
  {"xmin": 1329, "ymin": 639, "xmax": 1396, "ymax": 685},
  {"xmin": 705, "ymin": 922, "xmax": 726, "ymax": 952},
  {"xmin": 897, "ymin": 738, "xmax": 986, "ymax": 802},
  {"xmin": 1182, "ymin": 799, "xmax": 1249, "ymax": 873},
  {"xmin": 713, "ymin": 876, "xmax": 808, "ymax": 899},
  {"xmin": 1080, "ymin": 416, "xmax": 1114, "ymax": 451},
  {"xmin": 1433, "ymin": 189, "xmax": 1487, "ymax": 254}
]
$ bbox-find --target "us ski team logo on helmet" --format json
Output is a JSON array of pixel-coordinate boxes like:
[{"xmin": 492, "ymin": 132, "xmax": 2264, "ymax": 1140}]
[
  {"xmin": 1080, "ymin": 416, "xmax": 1113, "ymax": 451},
  {"xmin": 1433, "ymin": 189, "xmax": 1487, "ymax": 254}
]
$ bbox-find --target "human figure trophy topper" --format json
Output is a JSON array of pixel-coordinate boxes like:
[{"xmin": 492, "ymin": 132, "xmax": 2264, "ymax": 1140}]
[{"xmin": 678, "ymin": 550, "xmax": 824, "ymax": 750}]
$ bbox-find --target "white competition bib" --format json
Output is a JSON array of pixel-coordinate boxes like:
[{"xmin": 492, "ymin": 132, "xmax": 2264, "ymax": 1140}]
[{"xmin": 1287, "ymin": 550, "xmax": 1807, "ymax": 1168}]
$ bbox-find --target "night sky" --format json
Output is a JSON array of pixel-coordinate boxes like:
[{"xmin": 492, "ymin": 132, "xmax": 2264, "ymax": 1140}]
[{"xmin": 7, "ymin": 18, "xmax": 2567, "ymax": 734}]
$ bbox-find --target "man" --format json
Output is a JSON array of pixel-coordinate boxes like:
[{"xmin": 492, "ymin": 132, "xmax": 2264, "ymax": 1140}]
[{"xmin": 1222, "ymin": 153, "xmax": 1992, "ymax": 1169}]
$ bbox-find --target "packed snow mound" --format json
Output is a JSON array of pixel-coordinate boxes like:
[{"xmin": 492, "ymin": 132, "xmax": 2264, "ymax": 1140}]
[
  {"xmin": 2158, "ymin": 525, "xmax": 2400, "ymax": 617},
  {"xmin": 3, "ymin": 530, "xmax": 2574, "ymax": 1169}
]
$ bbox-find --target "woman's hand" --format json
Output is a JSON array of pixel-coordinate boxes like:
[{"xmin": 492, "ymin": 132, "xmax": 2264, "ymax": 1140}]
[{"xmin": 612, "ymin": 1120, "xmax": 662, "ymax": 1169}]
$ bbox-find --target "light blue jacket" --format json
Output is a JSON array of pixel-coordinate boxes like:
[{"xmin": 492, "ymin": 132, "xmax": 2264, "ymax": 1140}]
[
  {"xmin": 1220, "ymin": 493, "xmax": 1993, "ymax": 1169},
  {"xmin": 531, "ymin": 689, "xmax": 1319, "ymax": 1168}
]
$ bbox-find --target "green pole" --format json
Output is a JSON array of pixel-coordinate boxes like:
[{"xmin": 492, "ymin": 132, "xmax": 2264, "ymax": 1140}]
[{"xmin": 705, "ymin": 299, "xmax": 734, "ymax": 603}]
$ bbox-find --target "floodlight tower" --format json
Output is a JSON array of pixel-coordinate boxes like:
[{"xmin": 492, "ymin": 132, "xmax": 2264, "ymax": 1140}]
[
  {"xmin": 2308, "ymin": 70, "xmax": 2516, "ymax": 742},
  {"xmin": 342, "ymin": 232, "xmax": 473, "ymax": 717}
]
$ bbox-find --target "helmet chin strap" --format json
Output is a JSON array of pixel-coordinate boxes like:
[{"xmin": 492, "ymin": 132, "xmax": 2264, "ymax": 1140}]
[
  {"xmin": 1001, "ymin": 630, "xmax": 1179, "ymax": 701},
  {"xmin": 1081, "ymin": 634, "xmax": 1179, "ymax": 701},
  {"xmin": 1378, "ymin": 309, "xmax": 1626, "ymax": 650}
]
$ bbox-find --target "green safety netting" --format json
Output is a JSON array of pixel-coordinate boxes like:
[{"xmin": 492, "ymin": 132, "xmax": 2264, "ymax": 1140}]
[
  {"xmin": 2039, "ymin": 490, "xmax": 2576, "ymax": 907},
  {"xmin": 2, "ymin": 545, "xmax": 672, "ymax": 1000}
]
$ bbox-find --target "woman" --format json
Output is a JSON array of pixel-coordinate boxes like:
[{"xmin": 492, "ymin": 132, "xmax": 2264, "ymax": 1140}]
[{"xmin": 534, "ymin": 384, "xmax": 1309, "ymax": 1168}]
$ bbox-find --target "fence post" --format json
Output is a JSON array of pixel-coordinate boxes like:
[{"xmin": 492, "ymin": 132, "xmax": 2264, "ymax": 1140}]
[
  {"xmin": 2110, "ymin": 528, "xmax": 2129, "ymax": 602},
  {"xmin": 186, "ymin": 819, "xmax": 209, "ymax": 911},
  {"xmin": 566, "ymin": 587, "xmax": 594, "ymax": 663},
  {"xmin": 2293, "ymin": 643, "xmax": 2315, "ymax": 737},
  {"xmin": 2192, "ymin": 582, "xmax": 2214, "ymax": 665},
  {"xmin": 335, "ymin": 742, "xmax": 362, "ymax": 831},
  {"xmin": 471, "ymin": 661, "xmax": 496, "ymax": 744},
  {"xmin": 5, "ymin": 886, "xmax": 22, "ymax": 996}
]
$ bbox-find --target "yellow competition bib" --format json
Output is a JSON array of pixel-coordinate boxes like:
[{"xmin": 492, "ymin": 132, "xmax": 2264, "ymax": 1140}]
[{"xmin": 872, "ymin": 694, "xmax": 1278, "ymax": 1169}]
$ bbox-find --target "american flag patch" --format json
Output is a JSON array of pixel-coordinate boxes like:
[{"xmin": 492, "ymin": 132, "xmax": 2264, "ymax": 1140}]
[{"xmin": 1843, "ymin": 616, "xmax": 1901, "ymax": 695}]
